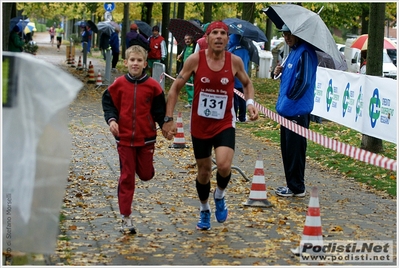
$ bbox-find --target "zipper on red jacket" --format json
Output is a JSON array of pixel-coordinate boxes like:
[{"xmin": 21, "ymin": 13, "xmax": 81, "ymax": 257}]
[{"xmin": 131, "ymin": 80, "xmax": 138, "ymax": 146}]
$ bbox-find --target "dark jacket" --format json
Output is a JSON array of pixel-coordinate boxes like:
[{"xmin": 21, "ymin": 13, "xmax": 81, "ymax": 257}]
[
  {"xmin": 125, "ymin": 30, "xmax": 148, "ymax": 49},
  {"xmin": 228, "ymin": 34, "xmax": 250, "ymax": 89},
  {"xmin": 81, "ymin": 28, "xmax": 90, "ymax": 43},
  {"xmin": 99, "ymin": 33, "xmax": 110, "ymax": 50},
  {"xmin": 102, "ymin": 73, "xmax": 166, "ymax": 147},
  {"xmin": 109, "ymin": 32, "xmax": 120, "ymax": 54},
  {"xmin": 9, "ymin": 31, "xmax": 25, "ymax": 52}
]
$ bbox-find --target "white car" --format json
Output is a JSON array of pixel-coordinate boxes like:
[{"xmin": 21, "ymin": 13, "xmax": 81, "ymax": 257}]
[
  {"xmin": 345, "ymin": 46, "xmax": 397, "ymax": 79},
  {"xmin": 336, "ymin": 44, "xmax": 345, "ymax": 55},
  {"xmin": 270, "ymin": 38, "xmax": 284, "ymax": 50}
]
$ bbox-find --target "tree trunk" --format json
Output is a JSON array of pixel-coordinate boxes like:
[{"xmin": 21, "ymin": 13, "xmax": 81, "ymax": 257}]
[
  {"xmin": 176, "ymin": 3, "xmax": 185, "ymax": 72},
  {"xmin": 3, "ymin": 3, "xmax": 16, "ymax": 51},
  {"xmin": 162, "ymin": 3, "xmax": 170, "ymax": 72},
  {"xmin": 264, "ymin": 18, "xmax": 273, "ymax": 51},
  {"xmin": 242, "ymin": 3, "xmax": 255, "ymax": 23},
  {"xmin": 361, "ymin": 5, "xmax": 369, "ymax": 34},
  {"xmin": 203, "ymin": 3, "xmax": 212, "ymax": 24},
  {"xmin": 143, "ymin": 3, "xmax": 153, "ymax": 25},
  {"xmin": 121, "ymin": 3, "xmax": 129, "ymax": 59},
  {"xmin": 361, "ymin": 3, "xmax": 385, "ymax": 153},
  {"xmin": 177, "ymin": 3, "xmax": 185, "ymax": 19}
]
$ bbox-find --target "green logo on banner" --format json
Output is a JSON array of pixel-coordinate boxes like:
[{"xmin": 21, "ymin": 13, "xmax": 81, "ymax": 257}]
[{"xmin": 369, "ymin": 88, "xmax": 380, "ymax": 128}]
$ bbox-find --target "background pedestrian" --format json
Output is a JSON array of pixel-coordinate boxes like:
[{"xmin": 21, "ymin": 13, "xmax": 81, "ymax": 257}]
[
  {"xmin": 177, "ymin": 34, "xmax": 196, "ymax": 108},
  {"xmin": 49, "ymin": 25, "xmax": 55, "ymax": 46},
  {"xmin": 9, "ymin": 25, "xmax": 25, "ymax": 52},
  {"xmin": 109, "ymin": 28, "xmax": 120, "ymax": 72},
  {"xmin": 55, "ymin": 24, "xmax": 64, "ymax": 52},
  {"xmin": 147, "ymin": 25, "xmax": 167, "ymax": 76},
  {"xmin": 228, "ymin": 33, "xmax": 250, "ymax": 123},
  {"xmin": 126, "ymin": 23, "xmax": 149, "ymax": 51}
]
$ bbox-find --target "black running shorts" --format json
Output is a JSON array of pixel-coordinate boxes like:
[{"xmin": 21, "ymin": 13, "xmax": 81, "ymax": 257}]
[{"xmin": 191, "ymin": 127, "xmax": 235, "ymax": 159}]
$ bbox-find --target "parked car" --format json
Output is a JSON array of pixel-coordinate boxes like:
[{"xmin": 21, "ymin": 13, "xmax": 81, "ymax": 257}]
[
  {"xmin": 344, "ymin": 45, "xmax": 397, "ymax": 79},
  {"xmin": 386, "ymin": 48, "xmax": 397, "ymax": 66},
  {"xmin": 270, "ymin": 41, "xmax": 285, "ymax": 79},
  {"xmin": 270, "ymin": 38, "xmax": 284, "ymax": 50},
  {"xmin": 336, "ymin": 44, "xmax": 345, "ymax": 55}
]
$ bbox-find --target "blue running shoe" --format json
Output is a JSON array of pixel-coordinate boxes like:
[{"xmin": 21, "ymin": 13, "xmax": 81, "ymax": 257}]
[
  {"xmin": 214, "ymin": 194, "xmax": 228, "ymax": 223},
  {"xmin": 196, "ymin": 210, "xmax": 211, "ymax": 230}
]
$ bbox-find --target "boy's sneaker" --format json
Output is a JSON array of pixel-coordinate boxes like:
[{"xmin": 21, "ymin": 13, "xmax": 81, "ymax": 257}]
[
  {"xmin": 196, "ymin": 210, "xmax": 211, "ymax": 230},
  {"xmin": 275, "ymin": 185, "xmax": 286, "ymax": 192},
  {"xmin": 214, "ymin": 194, "xmax": 228, "ymax": 223},
  {"xmin": 120, "ymin": 215, "xmax": 136, "ymax": 234},
  {"xmin": 275, "ymin": 186, "xmax": 306, "ymax": 197},
  {"xmin": 276, "ymin": 186, "xmax": 294, "ymax": 197}
]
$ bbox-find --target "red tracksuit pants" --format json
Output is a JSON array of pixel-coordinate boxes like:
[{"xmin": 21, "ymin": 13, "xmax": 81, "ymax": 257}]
[{"xmin": 117, "ymin": 143, "xmax": 155, "ymax": 216}]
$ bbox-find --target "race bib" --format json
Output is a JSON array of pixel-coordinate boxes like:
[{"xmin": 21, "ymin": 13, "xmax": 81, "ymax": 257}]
[{"xmin": 197, "ymin": 92, "xmax": 228, "ymax": 119}]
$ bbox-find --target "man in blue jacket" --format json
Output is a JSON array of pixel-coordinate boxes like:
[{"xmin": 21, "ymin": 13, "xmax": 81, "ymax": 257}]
[
  {"xmin": 273, "ymin": 24, "xmax": 318, "ymax": 198},
  {"xmin": 228, "ymin": 34, "xmax": 250, "ymax": 123}
]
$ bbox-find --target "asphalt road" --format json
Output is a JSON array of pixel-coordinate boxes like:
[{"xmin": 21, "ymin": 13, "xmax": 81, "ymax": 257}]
[{"xmin": 28, "ymin": 31, "xmax": 397, "ymax": 266}]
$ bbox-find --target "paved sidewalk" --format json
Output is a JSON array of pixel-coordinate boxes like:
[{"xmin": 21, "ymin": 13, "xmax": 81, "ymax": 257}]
[{"xmin": 31, "ymin": 32, "xmax": 396, "ymax": 266}]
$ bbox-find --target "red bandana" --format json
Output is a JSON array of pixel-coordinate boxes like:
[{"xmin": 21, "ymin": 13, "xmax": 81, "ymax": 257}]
[{"xmin": 206, "ymin": 21, "xmax": 229, "ymax": 35}]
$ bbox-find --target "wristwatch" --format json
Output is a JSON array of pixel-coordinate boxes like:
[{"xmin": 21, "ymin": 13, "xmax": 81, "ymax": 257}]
[{"xmin": 164, "ymin": 116, "xmax": 173, "ymax": 122}]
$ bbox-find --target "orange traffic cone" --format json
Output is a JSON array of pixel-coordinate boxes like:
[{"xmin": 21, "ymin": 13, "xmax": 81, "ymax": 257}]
[
  {"xmin": 87, "ymin": 62, "xmax": 96, "ymax": 84},
  {"xmin": 169, "ymin": 112, "xmax": 189, "ymax": 149},
  {"xmin": 242, "ymin": 154, "xmax": 272, "ymax": 207},
  {"xmin": 67, "ymin": 53, "xmax": 72, "ymax": 64},
  {"xmin": 96, "ymin": 70, "xmax": 103, "ymax": 86},
  {"xmin": 70, "ymin": 56, "xmax": 76, "ymax": 68},
  {"xmin": 291, "ymin": 186, "xmax": 323, "ymax": 256},
  {"xmin": 76, "ymin": 56, "xmax": 83, "ymax": 70}
]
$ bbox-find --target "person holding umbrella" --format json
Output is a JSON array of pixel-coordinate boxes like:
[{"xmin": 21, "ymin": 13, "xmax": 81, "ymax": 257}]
[
  {"xmin": 273, "ymin": 24, "xmax": 318, "ymax": 198},
  {"xmin": 109, "ymin": 27, "xmax": 120, "ymax": 72},
  {"xmin": 162, "ymin": 21, "xmax": 259, "ymax": 231},
  {"xmin": 9, "ymin": 25, "xmax": 25, "ymax": 52},
  {"xmin": 126, "ymin": 23, "xmax": 149, "ymax": 51},
  {"xmin": 81, "ymin": 25, "xmax": 92, "ymax": 53},
  {"xmin": 228, "ymin": 33, "xmax": 250, "ymax": 123}
]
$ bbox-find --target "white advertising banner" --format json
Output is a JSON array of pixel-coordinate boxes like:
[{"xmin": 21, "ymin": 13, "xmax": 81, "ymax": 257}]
[{"xmin": 313, "ymin": 67, "xmax": 397, "ymax": 144}]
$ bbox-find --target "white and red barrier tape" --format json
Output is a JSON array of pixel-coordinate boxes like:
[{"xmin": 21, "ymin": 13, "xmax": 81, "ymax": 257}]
[{"xmin": 160, "ymin": 72, "xmax": 397, "ymax": 171}]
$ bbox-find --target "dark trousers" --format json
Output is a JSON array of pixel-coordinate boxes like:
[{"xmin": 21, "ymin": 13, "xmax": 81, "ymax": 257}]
[
  {"xmin": 234, "ymin": 88, "xmax": 246, "ymax": 122},
  {"xmin": 280, "ymin": 114, "xmax": 310, "ymax": 194},
  {"xmin": 112, "ymin": 52, "xmax": 119, "ymax": 68}
]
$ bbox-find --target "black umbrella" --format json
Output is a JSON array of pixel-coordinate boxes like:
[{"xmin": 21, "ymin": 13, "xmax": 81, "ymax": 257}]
[
  {"xmin": 240, "ymin": 37, "xmax": 260, "ymax": 65},
  {"xmin": 134, "ymin": 20, "xmax": 152, "ymax": 39},
  {"xmin": 87, "ymin": 20, "xmax": 97, "ymax": 33},
  {"xmin": 168, "ymin": 18, "xmax": 204, "ymax": 46},
  {"xmin": 316, "ymin": 51, "xmax": 348, "ymax": 71},
  {"xmin": 223, "ymin": 18, "xmax": 267, "ymax": 43}
]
